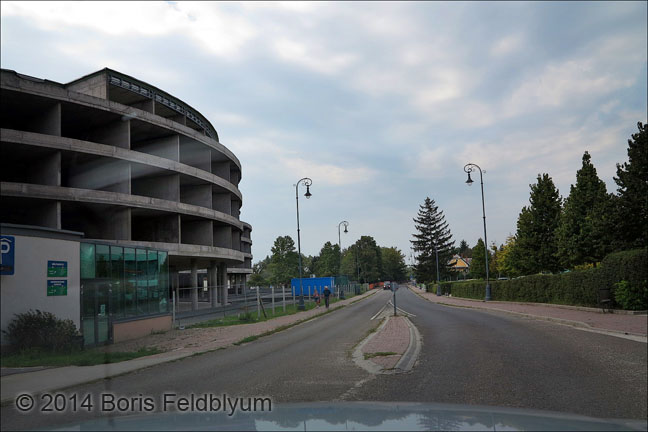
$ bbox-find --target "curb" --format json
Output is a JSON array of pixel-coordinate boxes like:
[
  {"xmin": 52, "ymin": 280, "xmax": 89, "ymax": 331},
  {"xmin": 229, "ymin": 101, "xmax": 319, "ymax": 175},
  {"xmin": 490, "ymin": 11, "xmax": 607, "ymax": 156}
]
[
  {"xmin": 410, "ymin": 288, "xmax": 647, "ymax": 343},
  {"xmin": 1, "ymin": 290, "xmax": 379, "ymax": 405},
  {"xmin": 394, "ymin": 317, "xmax": 421, "ymax": 373},
  {"xmin": 422, "ymin": 294, "xmax": 647, "ymax": 316}
]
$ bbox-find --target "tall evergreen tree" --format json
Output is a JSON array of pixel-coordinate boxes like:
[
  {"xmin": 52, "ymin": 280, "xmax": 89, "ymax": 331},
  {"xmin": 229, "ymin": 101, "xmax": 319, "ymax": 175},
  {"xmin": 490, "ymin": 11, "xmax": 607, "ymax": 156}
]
[
  {"xmin": 556, "ymin": 152, "xmax": 615, "ymax": 267},
  {"xmin": 411, "ymin": 197, "xmax": 454, "ymax": 283},
  {"xmin": 512, "ymin": 173, "xmax": 562, "ymax": 274},
  {"xmin": 458, "ymin": 239, "xmax": 472, "ymax": 258},
  {"xmin": 614, "ymin": 122, "xmax": 648, "ymax": 249}
]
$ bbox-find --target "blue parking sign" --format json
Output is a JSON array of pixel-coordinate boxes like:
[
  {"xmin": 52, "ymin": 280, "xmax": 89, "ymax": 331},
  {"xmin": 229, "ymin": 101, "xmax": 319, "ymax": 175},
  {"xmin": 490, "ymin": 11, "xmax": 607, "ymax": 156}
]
[{"xmin": 1, "ymin": 236, "xmax": 15, "ymax": 275}]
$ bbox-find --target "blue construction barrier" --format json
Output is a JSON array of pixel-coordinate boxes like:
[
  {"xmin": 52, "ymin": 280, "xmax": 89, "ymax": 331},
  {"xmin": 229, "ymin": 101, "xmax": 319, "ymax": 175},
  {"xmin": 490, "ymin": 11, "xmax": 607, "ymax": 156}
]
[{"xmin": 291, "ymin": 277, "xmax": 337, "ymax": 297}]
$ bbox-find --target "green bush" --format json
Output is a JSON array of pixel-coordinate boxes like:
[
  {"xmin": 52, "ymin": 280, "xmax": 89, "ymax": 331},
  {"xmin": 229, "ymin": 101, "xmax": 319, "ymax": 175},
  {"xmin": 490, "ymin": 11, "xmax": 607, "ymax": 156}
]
[
  {"xmin": 3, "ymin": 310, "xmax": 81, "ymax": 353},
  {"xmin": 614, "ymin": 280, "xmax": 648, "ymax": 311},
  {"xmin": 438, "ymin": 248, "xmax": 647, "ymax": 309}
]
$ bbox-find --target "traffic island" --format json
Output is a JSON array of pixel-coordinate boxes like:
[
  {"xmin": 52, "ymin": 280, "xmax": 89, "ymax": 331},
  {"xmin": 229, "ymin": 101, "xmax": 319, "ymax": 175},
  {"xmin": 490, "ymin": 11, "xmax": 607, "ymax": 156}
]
[{"xmin": 353, "ymin": 315, "xmax": 421, "ymax": 375}]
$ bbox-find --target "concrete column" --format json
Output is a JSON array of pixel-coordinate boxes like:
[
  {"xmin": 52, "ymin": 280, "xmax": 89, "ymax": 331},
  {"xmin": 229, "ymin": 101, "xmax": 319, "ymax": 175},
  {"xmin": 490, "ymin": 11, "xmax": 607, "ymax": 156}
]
[
  {"xmin": 191, "ymin": 259, "xmax": 198, "ymax": 311},
  {"xmin": 219, "ymin": 263, "xmax": 228, "ymax": 306},
  {"xmin": 210, "ymin": 261, "xmax": 218, "ymax": 308}
]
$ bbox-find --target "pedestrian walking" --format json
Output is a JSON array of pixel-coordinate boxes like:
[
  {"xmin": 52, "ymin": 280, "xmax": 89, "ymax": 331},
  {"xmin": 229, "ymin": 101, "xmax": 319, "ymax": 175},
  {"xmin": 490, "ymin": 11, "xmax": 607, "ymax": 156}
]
[
  {"xmin": 323, "ymin": 285, "xmax": 331, "ymax": 309},
  {"xmin": 314, "ymin": 288, "xmax": 321, "ymax": 307}
]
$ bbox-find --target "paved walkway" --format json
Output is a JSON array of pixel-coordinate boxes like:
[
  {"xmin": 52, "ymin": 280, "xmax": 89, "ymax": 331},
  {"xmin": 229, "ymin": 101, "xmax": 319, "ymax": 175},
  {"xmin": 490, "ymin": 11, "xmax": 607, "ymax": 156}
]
[
  {"xmin": 411, "ymin": 286, "xmax": 647, "ymax": 338},
  {"xmin": 0, "ymin": 290, "xmax": 377, "ymax": 404}
]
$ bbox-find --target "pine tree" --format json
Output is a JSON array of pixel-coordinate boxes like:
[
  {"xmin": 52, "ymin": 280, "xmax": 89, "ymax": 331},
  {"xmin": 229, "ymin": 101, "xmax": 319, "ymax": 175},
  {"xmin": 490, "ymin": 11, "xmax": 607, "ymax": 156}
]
[
  {"xmin": 458, "ymin": 239, "xmax": 472, "ymax": 258},
  {"xmin": 556, "ymin": 152, "xmax": 615, "ymax": 267},
  {"xmin": 411, "ymin": 197, "xmax": 454, "ymax": 283},
  {"xmin": 512, "ymin": 173, "xmax": 562, "ymax": 274},
  {"xmin": 614, "ymin": 122, "xmax": 648, "ymax": 249}
]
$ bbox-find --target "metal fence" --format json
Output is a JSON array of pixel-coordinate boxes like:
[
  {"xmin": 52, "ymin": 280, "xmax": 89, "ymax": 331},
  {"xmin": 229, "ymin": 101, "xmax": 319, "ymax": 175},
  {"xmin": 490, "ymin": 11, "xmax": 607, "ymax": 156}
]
[{"xmin": 171, "ymin": 283, "xmax": 368, "ymax": 328}]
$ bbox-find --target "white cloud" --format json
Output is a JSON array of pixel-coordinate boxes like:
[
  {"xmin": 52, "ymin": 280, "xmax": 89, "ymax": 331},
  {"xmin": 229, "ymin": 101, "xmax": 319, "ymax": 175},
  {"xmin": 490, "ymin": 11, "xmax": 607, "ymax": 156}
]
[
  {"xmin": 2, "ymin": 1, "xmax": 257, "ymax": 58},
  {"xmin": 406, "ymin": 146, "xmax": 449, "ymax": 180},
  {"xmin": 280, "ymin": 156, "xmax": 377, "ymax": 186},
  {"xmin": 490, "ymin": 35, "xmax": 524, "ymax": 57},
  {"xmin": 272, "ymin": 37, "xmax": 357, "ymax": 76}
]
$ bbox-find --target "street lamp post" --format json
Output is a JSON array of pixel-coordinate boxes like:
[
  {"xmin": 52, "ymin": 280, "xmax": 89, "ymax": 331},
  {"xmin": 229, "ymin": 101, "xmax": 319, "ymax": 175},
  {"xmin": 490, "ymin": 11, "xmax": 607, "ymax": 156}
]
[
  {"xmin": 295, "ymin": 177, "xmax": 312, "ymax": 310},
  {"xmin": 464, "ymin": 163, "xmax": 491, "ymax": 301},
  {"xmin": 435, "ymin": 241, "xmax": 441, "ymax": 296},
  {"xmin": 337, "ymin": 221, "xmax": 349, "ymax": 299}
]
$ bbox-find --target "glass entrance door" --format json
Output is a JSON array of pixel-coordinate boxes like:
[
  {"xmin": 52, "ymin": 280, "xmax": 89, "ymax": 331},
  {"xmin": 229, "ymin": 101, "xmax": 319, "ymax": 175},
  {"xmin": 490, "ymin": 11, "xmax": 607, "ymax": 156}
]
[
  {"xmin": 81, "ymin": 280, "xmax": 112, "ymax": 346},
  {"xmin": 96, "ymin": 283, "xmax": 111, "ymax": 344}
]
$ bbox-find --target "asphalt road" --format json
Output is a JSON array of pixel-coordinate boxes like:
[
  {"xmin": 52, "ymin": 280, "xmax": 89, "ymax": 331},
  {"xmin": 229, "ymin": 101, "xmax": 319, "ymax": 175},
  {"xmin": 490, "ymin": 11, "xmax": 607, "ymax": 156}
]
[{"xmin": 2, "ymin": 287, "xmax": 646, "ymax": 430}]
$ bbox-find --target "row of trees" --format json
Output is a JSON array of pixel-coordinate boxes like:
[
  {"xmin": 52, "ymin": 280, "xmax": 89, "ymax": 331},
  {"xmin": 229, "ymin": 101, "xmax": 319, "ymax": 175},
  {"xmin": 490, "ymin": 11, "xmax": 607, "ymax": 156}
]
[
  {"xmin": 249, "ymin": 235, "xmax": 408, "ymax": 287},
  {"xmin": 411, "ymin": 122, "xmax": 646, "ymax": 282},
  {"xmin": 489, "ymin": 122, "xmax": 646, "ymax": 278}
]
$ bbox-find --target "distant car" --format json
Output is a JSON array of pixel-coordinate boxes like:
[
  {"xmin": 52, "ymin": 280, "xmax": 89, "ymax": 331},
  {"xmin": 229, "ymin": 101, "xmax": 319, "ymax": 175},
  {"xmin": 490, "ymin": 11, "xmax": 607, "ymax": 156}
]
[{"xmin": 383, "ymin": 282, "xmax": 392, "ymax": 290}]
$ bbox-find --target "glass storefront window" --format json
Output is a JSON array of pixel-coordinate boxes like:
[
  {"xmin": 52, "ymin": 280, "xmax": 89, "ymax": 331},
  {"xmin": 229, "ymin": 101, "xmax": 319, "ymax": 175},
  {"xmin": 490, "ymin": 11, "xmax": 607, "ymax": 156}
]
[
  {"xmin": 80, "ymin": 242, "xmax": 170, "ymax": 347},
  {"xmin": 136, "ymin": 249, "xmax": 148, "ymax": 315},
  {"xmin": 158, "ymin": 251, "xmax": 169, "ymax": 313},
  {"xmin": 111, "ymin": 246, "xmax": 124, "ymax": 320},
  {"xmin": 96, "ymin": 245, "xmax": 110, "ymax": 278},
  {"xmin": 147, "ymin": 250, "xmax": 159, "ymax": 314},
  {"xmin": 80, "ymin": 243, "xmax": 95, "ymax": 279},
  {"xmin": 124, "ymin": 248, "xmax": 137, "ymax": 317}
]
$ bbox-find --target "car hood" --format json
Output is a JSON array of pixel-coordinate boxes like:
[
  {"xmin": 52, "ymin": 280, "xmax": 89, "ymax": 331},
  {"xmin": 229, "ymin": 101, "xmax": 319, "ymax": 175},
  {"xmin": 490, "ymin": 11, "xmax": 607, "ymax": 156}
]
[{"xmin": 47, "ymin": 401, "xmax": 647, "ymax": 431}]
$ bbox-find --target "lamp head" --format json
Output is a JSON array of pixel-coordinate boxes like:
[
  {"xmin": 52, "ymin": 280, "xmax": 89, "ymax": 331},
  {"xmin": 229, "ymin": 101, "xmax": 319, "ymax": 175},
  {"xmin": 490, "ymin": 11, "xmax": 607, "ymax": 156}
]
[
  {"xmin": 305, "ymin": 185, "xmax": 312, "ymax": 199},
  {"xmin": 466, "ymin": 172, "xmax": 474, "ymax": 186},
  {"xmin": 344, "ymin": 226, "xmax": 348, "ymax": 234}
]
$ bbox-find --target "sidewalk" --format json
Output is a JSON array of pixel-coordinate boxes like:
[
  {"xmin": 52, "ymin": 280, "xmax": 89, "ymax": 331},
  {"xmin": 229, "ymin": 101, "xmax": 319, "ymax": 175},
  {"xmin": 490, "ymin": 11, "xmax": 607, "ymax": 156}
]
[
  {"xmin": 411, "ymin": 286, "xmax": 647, "ymax": 339},
  {"xmin": 0, "ymin": 289, "xmax": 377, "ymax": 404}
]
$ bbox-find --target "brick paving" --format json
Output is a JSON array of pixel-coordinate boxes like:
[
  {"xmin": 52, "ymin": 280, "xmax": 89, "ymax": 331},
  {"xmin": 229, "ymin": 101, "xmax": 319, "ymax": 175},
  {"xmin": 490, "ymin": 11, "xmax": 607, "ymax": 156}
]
[
  {"xmin": 361, "ymin": 316, "xmax": 411, "ymax": 370},
  {"xmin": 413, "ymin": 287, "xmax": 647, "ymax": 336}
]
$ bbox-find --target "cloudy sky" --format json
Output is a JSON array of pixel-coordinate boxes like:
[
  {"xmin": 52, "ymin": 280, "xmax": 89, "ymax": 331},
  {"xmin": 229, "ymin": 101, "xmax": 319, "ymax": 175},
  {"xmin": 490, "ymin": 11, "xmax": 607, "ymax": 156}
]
[{"xmin": 1, "ymin": 1, "xmax": 646, "ymax": 263}]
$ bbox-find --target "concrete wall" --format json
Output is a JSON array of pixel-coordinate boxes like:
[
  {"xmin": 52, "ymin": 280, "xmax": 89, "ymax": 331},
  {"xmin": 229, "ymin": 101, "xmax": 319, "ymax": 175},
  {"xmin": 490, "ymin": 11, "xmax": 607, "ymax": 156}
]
[
  {"xmin": 179, "ymin": 136, "xmax": 210, "ymax": 172},
  {"xmin": 181, "ymin": 218, "xmax": 212, "ymax": 247},
  {"xmin": 67, "ymin": 74, "xmax": 107, "ymax": 99},
  {"xmin": 0, "ymin": 235, "xmax": 81, "ymax": 345},
  {"xmin": 32, "ymin": 103, "xmax": 61, "ymax": 136},
  {"xmin": 132, "ymin": 135, "xmax": 179, "ymax": 161},
  {"xmin": 132, "ymin": 173, "xmax": 179, "ymax": 201},
  {"xmin": 212, "ymin": 161, "xmax": 230, "ymax": 182},
  {"xmin": 180, "ymin": 184, "xmax": 211, "ymax": 208},
  {"xmin": 88, "ymin": 119, "xmax": 129, "ymax": 149},
  {"xmin": 212, "ymin": 192, "xmax": 231, "ymax": 215},
  {"xmin": 113, "ymin": 315, "xmax": 171, "ymax": 343}
]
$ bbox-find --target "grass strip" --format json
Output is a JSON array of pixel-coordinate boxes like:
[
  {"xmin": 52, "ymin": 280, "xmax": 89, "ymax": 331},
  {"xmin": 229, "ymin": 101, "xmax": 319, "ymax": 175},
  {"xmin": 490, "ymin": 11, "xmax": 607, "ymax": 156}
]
[
  {"xmin": 189, "ymin": 293, "xmax": 355, "ymax": 329},
  {"xmin": 233, "ymin": 305, "xmax": 343, "ymax": 346},
  {"xmin": 1, "ymin": 347, "xmax": 162, "ymax": 368},
  {"xmin": 364, "ymin": 351, "xmax": 397, "ymax": 360}
]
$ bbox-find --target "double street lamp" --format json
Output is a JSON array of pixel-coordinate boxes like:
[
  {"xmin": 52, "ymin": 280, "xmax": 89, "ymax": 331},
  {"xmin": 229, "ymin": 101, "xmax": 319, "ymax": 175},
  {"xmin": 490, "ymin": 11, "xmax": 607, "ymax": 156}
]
[
  {"xmin": 464, "ymin": 163, "xmax": 491, "ymax": 301},
  {"xmin": 295, "ymin": 177, "xmax": 312, "ymax": 310},
  {"xmin": 337, "ymin": 221, "xmax": 349, "ymax": 299}
]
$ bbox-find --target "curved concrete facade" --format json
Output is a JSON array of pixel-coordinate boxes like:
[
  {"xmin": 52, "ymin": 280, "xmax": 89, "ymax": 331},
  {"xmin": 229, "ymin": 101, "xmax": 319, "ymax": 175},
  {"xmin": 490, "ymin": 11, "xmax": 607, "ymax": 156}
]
[{"xmin": 0, "ymin": 68, "xmax": 252, "ymax": 288}]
